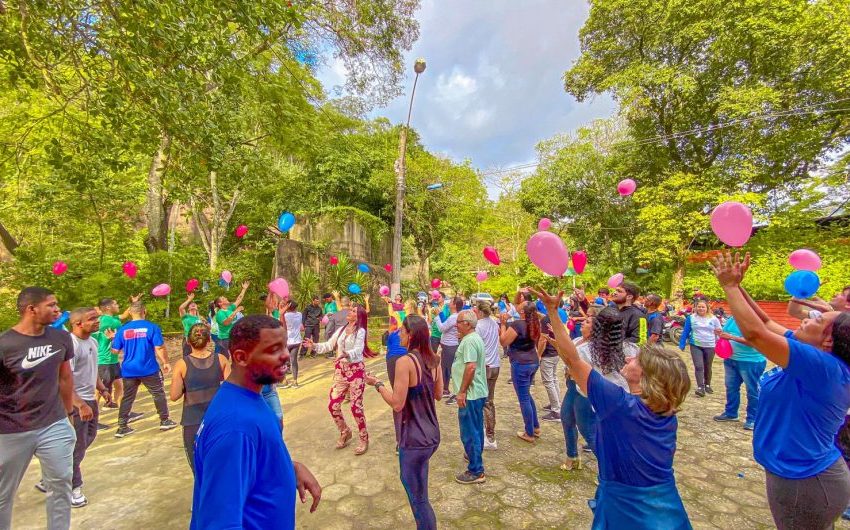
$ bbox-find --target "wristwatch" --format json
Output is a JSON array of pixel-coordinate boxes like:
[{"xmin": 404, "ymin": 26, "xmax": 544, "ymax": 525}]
[{"xmin": 374, "ymin": 381, "xmax": 385, "ymax": 391}]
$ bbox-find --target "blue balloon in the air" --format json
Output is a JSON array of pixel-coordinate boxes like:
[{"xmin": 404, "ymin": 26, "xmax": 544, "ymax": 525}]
[
  {"xmin": 498, "ymin": 300, "xmax": 507, "ymax": 312},
  {"xmin": 348, "ymin": 283, "xmax": 362, "ymax": 295},
  {"xmin": 277, "ymin": 212, "xmax": 296, "ymax": 233},
  {"xmin": 218, "ymin": 278, "xmax": 230, "ymax": 288},
  {"xmin": 357, "ymin": 263, "xmax": 370, "ymax": 273},
  {"xmin": 50, "ymin": 311, "xmax": 70, "ymax": 329},
  {"xmin": 557, "ymin": 308, "xmax": 568, "ymax": 324},
  {"xmin": 784, "ymin": 270, "xmax": 820, "ymax": 299},
  {"xmin": 536, "ymin": 299, "xmax": 547, "ymax": 315}
]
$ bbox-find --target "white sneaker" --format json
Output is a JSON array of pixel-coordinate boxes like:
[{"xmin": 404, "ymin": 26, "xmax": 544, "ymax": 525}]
[
  {"xmin": 484, "ymin": 437, "xmax": 498, "ymax": 450},
  {"xmin": 71, "ymin": 487, "xmax": 88, "ymax": 508}
]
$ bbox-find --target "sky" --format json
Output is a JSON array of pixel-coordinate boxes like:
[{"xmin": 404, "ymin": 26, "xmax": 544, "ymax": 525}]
[{"xmin": 318, "ymin": 0, "xmax": 617, "ymax": 191}]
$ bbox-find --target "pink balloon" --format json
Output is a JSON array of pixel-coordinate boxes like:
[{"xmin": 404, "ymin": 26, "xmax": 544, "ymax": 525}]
[
  {"xmin": 710, "ymin": 201, "xmax": 753, "ymax": 247},
  {"xmin": 122, "ymin": 261, "xmax": 138, "ymax": 279},
  {"xmin": 151, "ymin": 283, "xmax": 171, "ymax": 297},
  {"xmin": 572, "ymin": 251, "xmax": 587, "ymax": 275},
  {"xmin": 431, "ymin": 290, "xmax": 441, "ymax": 300},
  {"xmin": 537, "ymin": 218, "xmax": 552, "ymax": 231},
  {"xmin": 715, "ymin": 338, "xmax": 733, "ymax": 359},
  {"xmin": 607, "ymin": 273, "xmax": 624, "ymax": 289},
  {"xmin": 482, "ymin": 246, "xmax": 501, "ymax": 266},
  {"xmin": 329, "ymin": 256, "xmax": 339, "ymax": 266},
  {"xmin": 221, "ymin": 270, "xmax": 233, "ymax": 284},
  {"xmin": 476, "ymin": 271, "xmax": 488, "ymax": 282},
  {"xmin": 431, "ymin": 278, "xmax": 442, "ymax": 289},
  {"xmin": 526, "ymin": 231, "xmax": 570, "ymax": 276},
  {"xmin": 52, "ymin": 261, "xmax": 68, "ymax": 276},
  {"xmin": 185, "ymin": 278, "xmax": 199, "ymax": 293},
  {"xmin": 384, "ymin": 263, "xmax": 392, "ymax": 272},
  {"xmin": 379, "ymin": 285, "xmax": 390, "ymax": 296},
  {"xmin": 567, "ymin": 320, "xmax": 576, "ymax": 332},
  {"xmin": 617, "ymin": 178, "xmax": 637, "ymax": 196},
  {"xmin": 321, "ymin": 315, "xmax": 329, "ymax": 326},
  {"xmin": 235, "ymin": 225, "xmax": 248, "ymax": 238},
  {"xmin": 267, "ymin": 278, "xmax": 290, "ymax": 299},
  {"xmin": 788, "ymin": 249, "xmax": 821, "ymax": 271}
]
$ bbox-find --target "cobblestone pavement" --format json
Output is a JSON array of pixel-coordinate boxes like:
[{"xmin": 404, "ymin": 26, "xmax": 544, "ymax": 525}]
[{"xmin": 9, "ymin": 344, "xmax": 850, "ymax": 529}]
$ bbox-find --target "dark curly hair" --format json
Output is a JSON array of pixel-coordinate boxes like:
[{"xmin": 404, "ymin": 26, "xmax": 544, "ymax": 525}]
[
  {"xmin": 187, "ymin": 323, "xmax": 211, "ymax": 350},
  {"xmin": 832, "ymin": 313, "xmax": 850, "ymax": 368},
  {"xmin": 589, "ymin": 306, "xmax": 625, "ymax": 375},
  {"xmin": 523, "ymin": 303, "xmax": 541, "ymax": 343}
]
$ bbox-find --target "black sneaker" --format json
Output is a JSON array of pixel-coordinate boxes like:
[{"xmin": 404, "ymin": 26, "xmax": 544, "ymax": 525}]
[
  {"xmin": 695, "ymin": 388, "xmax": 706, "ymax": 397},
  {"xmin": 542, "ymin": 404, "xmax": 553, "ymax": 412},
  {"xmin": 705, "ymin": 385, "xmax": 714, "ymax": 394},
  {"xmin": 96, "ymin": 423, "xmax": 110, "ymax": 431},
  {"xmin": 105, "ymin": 402, "xmax": 118, "ymax": 409},
  {"xmin": 159, "ymin": 419, "xmax": 178, "ymax": 431},
  {"xmin": 445, "ymin": 396, "xmax": 457, "ymax": 406},
  {"xmin": 713, "ymin": 414, "xmax": 738, "ymax": 422},
  {"xmin": 455, "ymin": 471, "xmax": 486, "ymax": 484},
  {"xmin": 115, "ymin": 426, "xmax": 135, "ymax": 438},
  {"xmin": 34, "ymin": 480, "xmax": 47, "ymax": 493},
  {"xmin": 582, "ymin": 444, "xmax": 593, "ymax": 453},
  {"xmin": 542, "ymin": 411, "xmax": 561, "ymax": 422},
  {"xmin": 127, "ymin": 411, "xmax": 144, "ymax": 423}
]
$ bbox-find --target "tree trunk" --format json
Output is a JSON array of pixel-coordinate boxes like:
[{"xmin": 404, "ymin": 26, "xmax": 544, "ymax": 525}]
[
  {"xmin": 190, "ymin": 171, "xmax": 240, "ymax": 272},
  {"xmin": 670, "ymin": 258, "xmax": 686, "ymax": 309},
  {"xmin": 0, "ymin": 219, "xmax": 19, "ymax": 260},
  {"xmin": 144, "ymin": 133, "xmax": 171, "ymax": 253}
]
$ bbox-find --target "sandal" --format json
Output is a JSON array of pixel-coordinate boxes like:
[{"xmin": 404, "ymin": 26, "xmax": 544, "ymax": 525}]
[
  {"xmin": 560, "ymin": 455, "xmax": 582, "ymax": 471},
  {"xmin": 516, "ymin": 431, "xmax": 536, "ymax": 443},
  {"xmin": 533, "ymin": 428, "xmax": 541, "ymax": 438},
  {"xmin": 336, "ymin": 429, "xmax": 352, "ymax": 449},
  {"xmin": 354, "ymin": 440, "xmax": 369, "ymax": 456}
]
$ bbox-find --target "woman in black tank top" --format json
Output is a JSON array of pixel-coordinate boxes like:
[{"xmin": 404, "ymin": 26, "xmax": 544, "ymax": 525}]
[
  {"xmin": 366, "ymin": 316, "xmax": 443, "ymax": 530},
  {"xmin": 169, "ymin": 324, "xmax": 229, "ymax": 473}
]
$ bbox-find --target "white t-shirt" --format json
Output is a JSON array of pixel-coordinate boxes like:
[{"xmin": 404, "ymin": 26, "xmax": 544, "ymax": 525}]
[
  {"xmin": 476, "ymin": 317, "xmax": 501, "ymax": 368},
  {"xmin": 284, "ymin": 312, "xmax": 303, "ymax": 346},
  {"xmin": 690, "ymin": 314, "xmax": 721, "ymax": 347},
  {"xmin": 577, "ymin": 341, "xmax": 629, "ymax": 397},
  {"xmin": 70, "ymin": 334, "xmax": 99, "ymax": 401}
]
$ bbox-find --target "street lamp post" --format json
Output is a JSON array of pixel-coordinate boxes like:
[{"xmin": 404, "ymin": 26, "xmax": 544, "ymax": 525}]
[{"xmin": 391, "ymin": 57, "xmax": 426, "ymax": 297}]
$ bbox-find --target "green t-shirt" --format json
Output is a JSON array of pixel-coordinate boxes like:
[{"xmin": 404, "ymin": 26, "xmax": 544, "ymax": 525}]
[
  {"xmin": 215, "ymin": 304, "xmax": 238, "ymax": 340},
  {"xmin": 451, "ymin": 332, "xmax": 488, "ymax": 400},
  {"xmin": 271, "ymin": 309, "xmax": 280, "ymax": 320},
  {"xmin": 323, "ymin": 301, "xmax": 337, "ymax": 315},
  {"xmin": 430, "ymin": 306, "xmax": 450, "ymax": 339},
  {"xmin": 95, "ymin": 314, "xmax": 122, "ymax": 365},
  {"xmin": 181, "ymin": 314, "xmax": 202, "ymax": 337}
]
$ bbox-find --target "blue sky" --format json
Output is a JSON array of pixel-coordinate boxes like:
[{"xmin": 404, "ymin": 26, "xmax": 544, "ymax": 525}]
[{"xmin": 318, "ymin": 0, "xmax": 616, "ymax": 184}]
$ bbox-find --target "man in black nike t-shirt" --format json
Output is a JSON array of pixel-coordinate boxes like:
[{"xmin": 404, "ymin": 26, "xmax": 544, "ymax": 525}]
[{"xmin": 0, "ymin": 287, "xmax": 76, "ymax": 530}]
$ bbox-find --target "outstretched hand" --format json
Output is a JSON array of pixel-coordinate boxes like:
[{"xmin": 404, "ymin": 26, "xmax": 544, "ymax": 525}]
[
  {"xmin": 710, "ymin": 251, "xmax": 750, "ymax": 288},
  {"xmin": 529, "ymin": 286, "xmax": 563, "ymax": 313}
]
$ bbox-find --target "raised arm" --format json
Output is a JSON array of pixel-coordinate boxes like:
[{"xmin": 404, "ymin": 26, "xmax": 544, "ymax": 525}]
[
  {"xmin": 530, "ymin": 287, "xmax": 593, "ymax": 395},
  {"xmin": 233, "ymin": 281, "xmax": 250, "ymax": 308},
  {"xmin": 711, "ymin": 252, "xmax": 790, "ymax": 367},
  {"xmin": 119, "ymin": 293, "xmax": 143, "ymax": 320},
  {"xmin": 178, "ymin": 293, "xmax": 195, "ymax": 317}
]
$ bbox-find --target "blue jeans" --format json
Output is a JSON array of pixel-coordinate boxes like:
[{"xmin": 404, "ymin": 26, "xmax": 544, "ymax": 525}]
[
  {"xmin": 458, "ymin": 397, "xmax": 485, "ymax": 475},
  {"xmin": 723, "ymin": 358, "xmax": 766, "ymax": 423},
  {"xmin": 560, "ymin": 379, "xmax": 597, "ymax": 457},
  {"xmin": 399, "ymin": 445, "xmax": 438, "ymax": 529},
  {"xmin": 261, "ymin": 384, "xmax": 283, "ymax": 432},
  {"xmin": 511, "ymin": 361, "xmax": 540, "ymax": 436}
]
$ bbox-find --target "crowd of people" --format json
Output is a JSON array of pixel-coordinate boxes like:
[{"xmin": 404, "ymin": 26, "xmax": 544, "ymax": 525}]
[{"xmin": 2, "ymin": 253, "xmax": 850, "ymax": 530}]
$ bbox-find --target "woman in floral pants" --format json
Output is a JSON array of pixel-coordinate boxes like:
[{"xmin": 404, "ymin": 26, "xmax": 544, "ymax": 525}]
[{"xmin": 306, "ymin": 305, "xmax": 373, "ymax": 455}]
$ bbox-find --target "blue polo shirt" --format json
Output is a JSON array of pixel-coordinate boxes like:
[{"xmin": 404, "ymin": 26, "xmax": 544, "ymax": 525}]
[
  {"xmin": 111, "ymin": 319, "xmax": 164, "ymax": 378},
  {"xmin": 754, "ymin": 335, "xmax": 850, "ymax": 478},
  {"xmin": 191, "ymin": 382, "xmax": 296, "ymax": 529}
]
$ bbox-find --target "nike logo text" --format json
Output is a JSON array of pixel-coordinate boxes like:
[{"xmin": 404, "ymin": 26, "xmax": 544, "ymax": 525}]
[{"xmin": 21, "ymin": 345, "xmax": 60, "ymax": 369}]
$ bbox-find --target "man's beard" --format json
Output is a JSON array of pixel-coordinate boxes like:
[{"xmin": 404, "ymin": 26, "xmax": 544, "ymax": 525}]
[{"xmin": 248, "ymin": 366, "xmax": 283, "ymax": 386}]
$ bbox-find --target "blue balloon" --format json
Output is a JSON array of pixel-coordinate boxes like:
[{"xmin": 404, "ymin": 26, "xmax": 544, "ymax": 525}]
[
  {"xmin": 357, "ymin": 263, "xmax": 370, "ymax": 273},
  {"xmin": 277, "ymin": 212, "xmax": 296, "ymax": 233},
  {"xmin": 50, "ymin": 311, "xmax": 70, "ymax": 329},
  {"xmin": 498, "ymin": 300, "xmax": 507, "ymax": 312},
  {"xmin": 536, "ymin": 299, "xmax": 548, "ymax": 315},
  {"xmin": 218, "ymin": 278, "xmax": 230, "ymax": 288},
  {"xmin": 558, "ymin": 308, "xmax": 568, "ymax": 324},
  {"xmin": 784, "ymin": 270, "xmax": 820, "ymax": 299},
  {"xmin": 348, "ymin": 283, "xmax": 362, "ymax": 295}
]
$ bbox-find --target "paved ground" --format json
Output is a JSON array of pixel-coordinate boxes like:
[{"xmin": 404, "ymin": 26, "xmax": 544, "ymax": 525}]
[{"xmin": 9, "ymin": 341, "xmax": 850, "ymax": 529}]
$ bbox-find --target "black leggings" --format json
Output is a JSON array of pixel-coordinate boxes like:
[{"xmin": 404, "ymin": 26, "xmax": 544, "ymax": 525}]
[
  {"xmin": 766, "ymin": 457, "xmax": 850, "ymax": 529},
  {"xmin": 440, "ymin": 344, "xmax": 457, "ymax": 394},
  {"xmin": 399, "ymin": 445, "xmax": 438, "ymax": 529},
  {"xmin": 183, "ymin": 424, "xmax": 200, "ymax": 474},
  {"xmin": 689, "ymin": 345, "xmax": 715, "ymax": 388},
  {"xmin": 288, "ymin": 344, "xmax": 302, "ymax": 381}
]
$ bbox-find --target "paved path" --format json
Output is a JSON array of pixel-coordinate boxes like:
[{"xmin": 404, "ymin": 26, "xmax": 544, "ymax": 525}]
[{"xmin": 9, "ymin": 344, "xmax": 850, "ymax": 529}]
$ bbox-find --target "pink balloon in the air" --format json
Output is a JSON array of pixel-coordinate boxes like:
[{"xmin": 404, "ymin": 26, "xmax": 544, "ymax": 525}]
[
  {"xmin": 482, "ymin": 246, "xmax": 501, "ymax": 266},
  {"xmin": 379, "ymin": 285, "xmax": 390, "ymax": 296},
  {"xmin": 526, "ymin": 231, "xmax": 570, "ymax": 276},
  {"xmin": 185, "ymin": 278, "xmax": 199, "ymax": 293},
  {"xmin": 710, "ymin": 201, "xmax": 753, "ymax": 247},
  {"xmin": 221, "ymin": 270, "xmax": 233, "ymax": 284},
  {"xmin": 537, "ymin": 218, "xmax": 552, "ymax": 231},
  {"xmin": 122, "ymin": 261, "xmax": 138, "ymax": 279},
  {"xmin": 329, "ymin": 256, "xmax": 339, "ymax": 266},
  {"xmin": 571, "ymin": 251, "xmax": 588, "ymax": 275},
  {"xmin": 607, "ymin": 273, "xmax": 624, "ymax": 289},
  {"xmin": 476, "ymin": 271, "xmax": 488, "ymax": 282},
  {"xmin": 431, "ymin": 290, "xmax": 441, "ymax": 300},
  {"xmin": 788, "ymin": 249, "xmax": 822, "ymax": 272},
  {"xmin": 617, "ymin": 178, "xmax": 637, "ymax": 196},
  {"xmin": 151, "ymin": 283, "xmax": 171, "ymax": 297},
  {"xmin": 52, "ymin": 261, "xmax": 68, "ymax": 276},
  {"xmin": 235, "ymin": 225, "xmax": 248, "ymax": 238},
  {"xmin": 383, "ymin": 263, "xmax": 392, "ymax": 272},
  {"xmin": 267, "ymin": 278, "xmax": 290, "ymax": 299},
  {"xmin": 431, "ymin": 278, "xmax": 442, "ymax": 289}
]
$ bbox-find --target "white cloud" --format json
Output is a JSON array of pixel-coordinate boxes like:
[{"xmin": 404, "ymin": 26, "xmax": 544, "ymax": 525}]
[{"xmin": 433, "ymin": 67, "xmax": 478, "ymax": 103}]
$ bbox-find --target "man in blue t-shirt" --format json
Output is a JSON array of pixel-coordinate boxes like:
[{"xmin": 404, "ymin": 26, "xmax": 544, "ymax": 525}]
[
  {"xmin": 111, "ymin": 302, "xmax": 176, "ymax": 438},
  {"xmin": 191, "ymin": 314, "xmax": 321, "ymax": 530},
  {"xmin": 713, "ymin": 316, "xmax": 767, "ymax": 430}
]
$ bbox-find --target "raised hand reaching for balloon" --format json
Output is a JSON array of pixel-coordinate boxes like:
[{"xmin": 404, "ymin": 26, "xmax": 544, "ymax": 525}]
[{"xmin": 709, "ymin": 251, "xmax": 750, "ymax": 288}]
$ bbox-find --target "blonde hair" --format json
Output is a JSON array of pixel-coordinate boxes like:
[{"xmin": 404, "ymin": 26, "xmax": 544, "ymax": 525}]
[
  {"xmin": 638, "ymin": 344, "xmax": 690, "ymax": 416},
  {"xmin": 404, "ymin": 300, "xmax": 417, "ymax": 316}
]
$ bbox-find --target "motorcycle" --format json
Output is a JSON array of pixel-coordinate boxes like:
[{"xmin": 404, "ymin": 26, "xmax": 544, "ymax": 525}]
[{"xmin": 663, "ymin": 315, "xmax": 685, "ymax": 344}]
